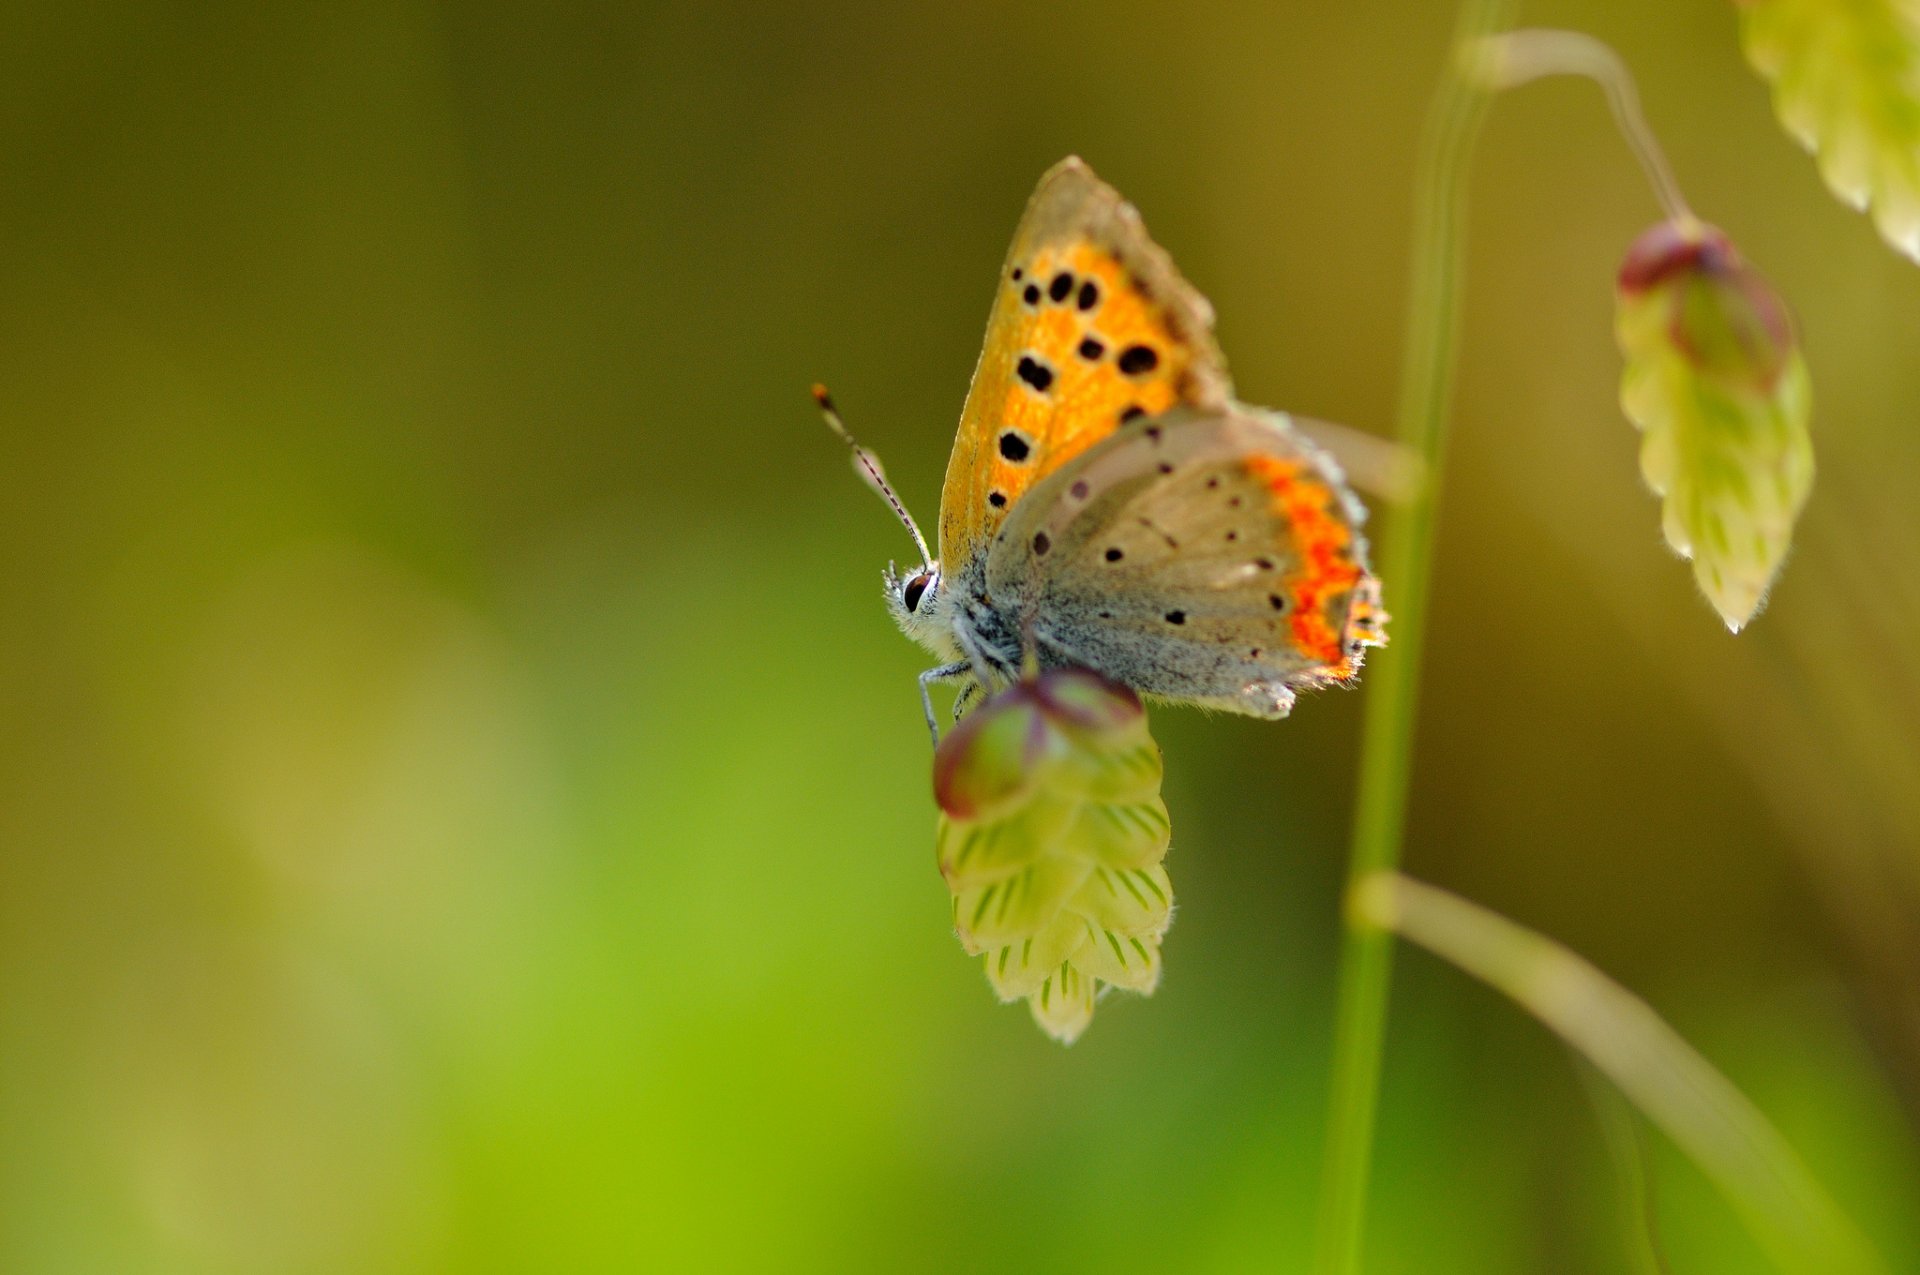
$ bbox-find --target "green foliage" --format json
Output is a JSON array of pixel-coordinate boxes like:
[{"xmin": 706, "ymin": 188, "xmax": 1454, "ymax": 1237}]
[
  {"xmin": 1616, "ymin": 219, "xmax": 1815, "ymax": 631},
  {"xmin": 934, "ymin": 671, "xmax": 1173, "ymax": 1043},
  {"xmin": 1740, "ymin": 0, "xmax": 1920, "ymax": 262}
]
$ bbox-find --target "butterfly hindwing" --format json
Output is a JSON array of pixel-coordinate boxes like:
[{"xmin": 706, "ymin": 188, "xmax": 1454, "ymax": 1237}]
[
  {"xmin": 937, "ymin": 158, "xmax": 1231, "ymax": 574},
  {"xmin": 983, "ymin": 406, "xmax": 1386, "ymax": 717}
]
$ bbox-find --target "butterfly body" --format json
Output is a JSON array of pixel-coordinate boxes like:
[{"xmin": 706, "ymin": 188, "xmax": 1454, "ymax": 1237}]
[{"xmin": 869, "ymin": 158, "xmax": 1385, "ymax": 734}]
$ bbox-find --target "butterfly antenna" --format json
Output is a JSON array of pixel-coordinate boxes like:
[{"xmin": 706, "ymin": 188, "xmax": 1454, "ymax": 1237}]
[{"xmin": 812, "ymin": 384, "xmax": 934, "ymax": 566}]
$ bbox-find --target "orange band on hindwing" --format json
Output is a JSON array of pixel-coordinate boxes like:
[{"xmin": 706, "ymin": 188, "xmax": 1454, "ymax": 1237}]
[{"xmin": 1243, "ymin": 454, "xmax": 1365, "ymax": 672}]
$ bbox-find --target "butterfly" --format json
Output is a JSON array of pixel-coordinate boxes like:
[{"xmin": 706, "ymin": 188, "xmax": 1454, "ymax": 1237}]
[{"xmin": 822, "ymin": 156, "xmax": 1387, "ymax": 742}]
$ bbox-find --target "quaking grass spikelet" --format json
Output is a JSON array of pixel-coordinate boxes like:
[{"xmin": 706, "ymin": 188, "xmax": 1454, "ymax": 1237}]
[
  {"xmin": 1616, "ymin": 219, "xmax": 1814, "ymax": 631},
  {"xmin": 933, "ymin": 669, "xmax": 1172, "ymax": 1044},
  {"xmin": 1739, "ymin": 0, "xmax": 1920, "ymax": 263}
]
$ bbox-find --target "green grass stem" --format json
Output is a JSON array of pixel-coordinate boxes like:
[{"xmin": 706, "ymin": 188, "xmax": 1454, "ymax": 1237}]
[{"xmin": 1310, "ymin": 0, "xmax": 1515, "ymax": 1270}]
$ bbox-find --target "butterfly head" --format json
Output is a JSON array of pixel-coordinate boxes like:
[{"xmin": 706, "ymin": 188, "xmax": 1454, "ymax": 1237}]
[{"xmin": 883, "ymin": 559, "xmax": 949, "ymax": 650}]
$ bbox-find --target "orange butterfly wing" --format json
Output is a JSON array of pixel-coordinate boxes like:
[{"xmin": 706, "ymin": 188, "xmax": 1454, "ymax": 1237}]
[{"xmin": 937, "ymin": 158, "xmax": 1232, "ymax": 571}]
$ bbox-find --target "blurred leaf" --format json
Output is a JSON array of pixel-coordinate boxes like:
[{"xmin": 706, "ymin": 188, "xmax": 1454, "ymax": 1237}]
[
  {"xmin": 1616, "ymin": 219, "xmax": 1815, "ymax": 631},
  {"xmin": 1356, "ymin": 872, "xmax": 1887, "ymax": 1275},
  {"xmin": 933, "ymin": 671, "xmax": 1173, "ymax": 1044},
  {"xmin": 1739, "ymin": 0, "xmax": 1920, "ymax": 262}
]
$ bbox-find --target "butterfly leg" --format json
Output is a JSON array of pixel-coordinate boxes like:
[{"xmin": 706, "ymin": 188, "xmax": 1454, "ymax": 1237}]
[
  {"xmin": 918, "ymin": 661, "xmax": 973, "ymax": 748},
  {"xmin": 951, "ymin": 681, "xmax": 981, "ymax": 721},
  {"xmin": 952, "ymin": 620, "xmax": 1015, "ymax": 689}
]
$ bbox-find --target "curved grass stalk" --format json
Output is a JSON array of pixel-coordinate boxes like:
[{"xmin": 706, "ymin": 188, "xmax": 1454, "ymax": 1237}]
[
  {"xmin": 1356, "ymin": 872, "xmax": 1887, "ymax": 1275},
  {"xmin": 1469, "ymin": 28, "xmax": 1694, "ymax": 223}
]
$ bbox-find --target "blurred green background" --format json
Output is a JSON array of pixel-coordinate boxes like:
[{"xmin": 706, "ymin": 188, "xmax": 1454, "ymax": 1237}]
[{"xmin": 3, "ymin": 1, "xmax": 1918, "ymax": 1271}]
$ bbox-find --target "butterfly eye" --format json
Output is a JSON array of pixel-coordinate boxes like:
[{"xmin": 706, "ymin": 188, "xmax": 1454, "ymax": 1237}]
[{"xmin": 902, "ymin": 572, "xmax": 933, "ymax": 613}]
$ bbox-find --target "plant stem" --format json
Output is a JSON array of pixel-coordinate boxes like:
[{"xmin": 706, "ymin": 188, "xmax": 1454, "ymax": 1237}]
[
  {"xmin": 1474, "ymin": 28, "xmax": 1694, "ymax": 223},
  {"xmin": 1311, "ymin": 1, "xmax": 1514, "ymax": 1271}
]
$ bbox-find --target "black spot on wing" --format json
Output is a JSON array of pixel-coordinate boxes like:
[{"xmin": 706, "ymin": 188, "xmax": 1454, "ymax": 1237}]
[
  {"xmin": 1049, "ymin": 271, "xmax": 1075, "ymax": 303},
  {"xmin": 1015, "ymin": 355, "xmax": 1055, "ymax": 393},
  {"xmin": 998, "ymin": 431, "xmax": 1031, "ymax": 462},
  {"xmin": 1118, "ymin": 344, "xmax": 1159, "ymax": 376}
]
